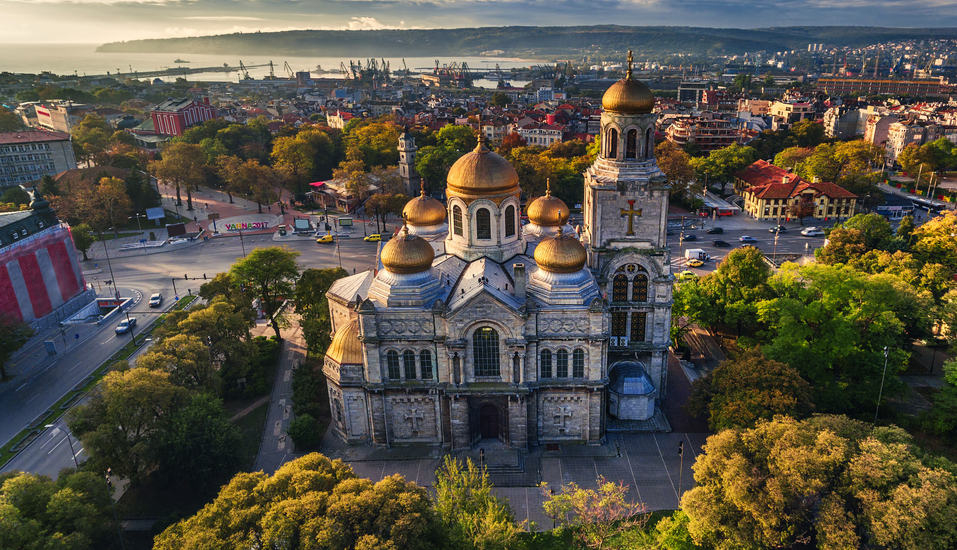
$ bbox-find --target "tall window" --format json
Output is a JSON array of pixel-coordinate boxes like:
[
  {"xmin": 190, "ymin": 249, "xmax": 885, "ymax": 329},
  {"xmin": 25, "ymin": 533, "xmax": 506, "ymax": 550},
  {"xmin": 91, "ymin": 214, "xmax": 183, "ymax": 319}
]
[
  {"xmin": 453, "ymin": 205, "xmax": 463, "ymax": 236},
  {"xmin": 611, "ymin": 311, "xmax": 627, "ymax": 338},
  {"xmin": 632, "ymin": 273, "xmax": 648, "ymax": 302},
  {"xmin": 387, "ymin": 350, "xmax": 400, "ymax": 380},
  {"xmin": 608, "ymin": 128, "xmax": 618, "ymax": 158},
  {"xmin": 476, "ymin": 208, "xmax": 492, "ymax": 240},
  {"xmin": 403, "ymin": 350, "xmax": 417, "ymax": 380},
  {"xmin": 420, "ymin": 350, "xmax": 433, "ymax": 380},
  {"xmin": 505, "ymin": 205, "xmax": 516, "ymax": 237},
  {"xmin": 473, "ymin": 327, "xmax": 500, "ymax": 377},
  {"xmin": 540, "ymin": 350, "xmax": 552, "ymax": 378},
  {"xmin": 612, "ymin": 274, "xmax": 628, "ymax": 302},
  {"xmin": 626, "ymin": 129, "xmax": 638, "ymax": 159},
  {"xmin": 556, "ymin": 349, "xmax": 568, "ymax": 378},
  {"xmin": 631, "ymin": 312, "xmax": 647, "ymax": 342},
  {"xmin": 334, "ymin": 399, "xmax": 343, "ymax": 424},
  {"xmin": 646, "ymin": 128, "xmax": 654, "ymax": 159},
  {"xmin": 573, "ymin": 349, "xmax": 585, "ymax": 378}
]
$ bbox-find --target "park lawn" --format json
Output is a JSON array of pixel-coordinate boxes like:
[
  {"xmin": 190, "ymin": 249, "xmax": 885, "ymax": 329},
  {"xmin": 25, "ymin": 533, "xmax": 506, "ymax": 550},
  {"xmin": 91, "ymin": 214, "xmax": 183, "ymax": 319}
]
[{"xmin": 234, "ymin": 401, "xmax": 270, "ymax": 472}]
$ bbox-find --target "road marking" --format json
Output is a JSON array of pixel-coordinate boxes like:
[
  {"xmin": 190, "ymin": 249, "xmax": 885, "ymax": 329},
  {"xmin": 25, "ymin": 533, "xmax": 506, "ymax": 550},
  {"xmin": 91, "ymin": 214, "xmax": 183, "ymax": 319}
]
[
  {"xmin": 26, "ymin": 394, "xmax": 40, "ymax": 404},
  {"xmin": 273, "ymin": 421, "xmax": 282, "ymax": 436},
  {"xmin": 48, "ymin": 437, "xmax": 65, "ymax": 454},
  {"xmin": 283, "ymin": 369, "xmax": 291, "ymax": 382},
  {"xmin": 68, "ymin": 362, "xmax": 82, "ymax": 372},
  {"xmin": 16, "ymin": 383, "xmax": 28, "ymax": 391}
]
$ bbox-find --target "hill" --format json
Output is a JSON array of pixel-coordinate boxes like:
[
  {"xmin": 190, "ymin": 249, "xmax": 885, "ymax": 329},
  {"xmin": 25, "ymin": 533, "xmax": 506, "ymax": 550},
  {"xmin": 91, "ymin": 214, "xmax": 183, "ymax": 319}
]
[{"xmin": 96, "ymin": 26, "xmax": 957, "ymax": 59}]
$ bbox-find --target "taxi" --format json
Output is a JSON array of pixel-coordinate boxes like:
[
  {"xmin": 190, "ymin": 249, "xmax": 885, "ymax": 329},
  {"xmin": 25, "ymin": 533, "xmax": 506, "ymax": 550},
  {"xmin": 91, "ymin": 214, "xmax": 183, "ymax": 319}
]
[{"xmin": 364, "ymin": 234, "xmax": 382, "ymax": 242}]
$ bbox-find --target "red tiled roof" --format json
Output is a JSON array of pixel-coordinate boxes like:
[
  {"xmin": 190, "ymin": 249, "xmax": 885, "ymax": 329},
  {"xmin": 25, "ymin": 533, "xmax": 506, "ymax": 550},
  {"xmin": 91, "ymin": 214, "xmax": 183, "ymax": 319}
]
[{"xmin": 737, "ymin": 160, "xmax": 858, "ymax": 200}]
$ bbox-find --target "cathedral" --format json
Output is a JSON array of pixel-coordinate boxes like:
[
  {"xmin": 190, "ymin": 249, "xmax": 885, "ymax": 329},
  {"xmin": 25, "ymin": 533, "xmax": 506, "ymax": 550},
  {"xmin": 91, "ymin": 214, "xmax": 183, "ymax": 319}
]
[{"xmin": 322, "ymin": 54, "xmax": 673, "ymax": 450}]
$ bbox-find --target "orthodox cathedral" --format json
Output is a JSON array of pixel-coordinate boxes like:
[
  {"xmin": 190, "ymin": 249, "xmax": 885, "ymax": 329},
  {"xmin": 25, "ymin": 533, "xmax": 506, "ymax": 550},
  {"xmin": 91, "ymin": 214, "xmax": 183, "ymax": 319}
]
[{"xmin": 322, "ymin": 53, "xmax": 673, "ymax": 450}]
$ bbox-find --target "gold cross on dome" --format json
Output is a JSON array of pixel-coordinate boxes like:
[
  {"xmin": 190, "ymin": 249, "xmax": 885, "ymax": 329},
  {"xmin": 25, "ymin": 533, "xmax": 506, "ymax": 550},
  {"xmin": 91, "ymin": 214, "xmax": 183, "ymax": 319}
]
[
  {"xmin": 627, "ymin": 50, "xmax": 634, "ymax": 80},
  {"xmin": 620, "ymin": 200, "xmax": 642, "ymax": 236}
]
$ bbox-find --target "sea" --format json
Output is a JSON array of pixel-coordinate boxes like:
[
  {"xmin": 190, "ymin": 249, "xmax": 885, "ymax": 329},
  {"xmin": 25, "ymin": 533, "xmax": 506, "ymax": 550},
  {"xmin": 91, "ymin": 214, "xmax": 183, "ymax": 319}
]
[{"xmin": 0, "ymin": 43, "xmax": 534, "ymax": 89}]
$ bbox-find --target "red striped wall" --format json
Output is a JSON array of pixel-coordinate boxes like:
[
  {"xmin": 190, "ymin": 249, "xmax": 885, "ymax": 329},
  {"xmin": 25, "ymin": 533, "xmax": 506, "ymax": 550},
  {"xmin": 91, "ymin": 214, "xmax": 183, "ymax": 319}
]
[
  {"xmin": 18, "ymin": 254, "xmax": 52, "ymax": 318},
  {"xmin": 47, "ymin": 240, "xmax": 80, "ymax": 302},
  {"xmin": 0, "ymin": 265, "xmax": 21, "ymax": 321}
]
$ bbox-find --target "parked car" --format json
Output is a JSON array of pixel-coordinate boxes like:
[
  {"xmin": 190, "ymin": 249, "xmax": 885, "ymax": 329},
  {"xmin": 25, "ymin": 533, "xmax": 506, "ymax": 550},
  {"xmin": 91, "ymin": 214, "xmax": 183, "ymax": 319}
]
[
  {"xmin": 148, "ymin": 293, "xmax": 163, "ymax": 308},
  {"xmin": 677, "ymin": 270, "xmax": 698, "ymax": 281},
  {"xmin": 801, "ymin": 227, "xmax": 825, "ymax": 237},
  {"xmin": 739, "ymin": 235, "xmax": 758, "ymax": 243},
  {"xmin": 769, "ymin": 225, "xmax": 787, "ymax": 233},
  {"xmin": 687, "ymin": 259, "xmax": 704, "ymax": 268},
  {"xmin": 706, "ymin": 227, "xmax": 724, "ymax": 234},
  {"xmin": 680, "ymin": 233, "xmax": 697, "ymax": 241},
  {"xmin": 364, "ymin": 234, "xmax": 382, "ymax": 242},
  {"xmin": 712, "ymin": 240, "xmax": 731, "ymax": 247},
  {"xmin": 115, "ymin": 317, "xmax": 137, "ymax": 334},
  {"xmin": 316, "ymin": 234, "xmax": 334, "ymax": 243}
]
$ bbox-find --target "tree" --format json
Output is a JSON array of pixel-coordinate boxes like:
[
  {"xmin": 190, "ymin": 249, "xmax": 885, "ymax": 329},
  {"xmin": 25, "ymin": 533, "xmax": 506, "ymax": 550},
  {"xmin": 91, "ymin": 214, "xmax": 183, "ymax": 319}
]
[
  {"xmin": 70, "ymin": 223, "xmax": 95, "ymax": 261},
  {"xmin": 690, "ymin": 143, "xmax": 756, "ymax": 193},
  {"xmin": 333, "ymin": 147, "xmax": 373, "ymax": 199},
  {"xmin": 815, "ymin": 227, "xmax": 868, "ymax": 265},
  {"xmin": 842, "ymin": 213, "xmax": 894, "ymax": 250},
  {"xmin": 489, "ymin": 92, "xmax": 509, "ymax": 107},
  {"xmin": 434, "ymin": 456, "xmax": 526, "ymax": 550},
  {"xmin": 910, "ymin": 210, "xmax": 957, "ymax": 274},
  {"xmin": 150, "ymin": 141, "xmax": 206, "ymax": 211},
  {"xmin": 542, "ymin": 476, "xmax": 647, "ymax": 550},
  {"xmin": 344, "ymin": 121, "xmax": 401, "ymax": 170},
  {"xmin": 286, "ymin": 414, "xmax": 322, "ymax": 450},
  {"xmin": 773, "ymin": 146, "xmax": 814, "ymax": 172},
  {"xmin": 655, "ymin": 141, "xmax": 697, "ymax": 201},
  {"xmin": 123, "ymin": 169, "xmax": 161, "ymax": 215},
  {"xmin": 71, "ymin": 114, "xmax": 111, "ymax": 165},
  {"xmin": 797, "ymin": 141, "xmax": 884, "ymax": 201},
  {"xmin": 136, "ymin": 334, "xmax": 219, "ymax": 393},
  {"xmin": 1, "ymin": 186, "xmax": 30, "ymax": 206},
  {"xmin": 38, "ymin": 174, "xmax": 59, "ymax": 198},
  {"xmin": 220, "ymin": 157, "xmax": 279, "ymax": 212},
  {"xmin": 497, "ymin": 133, "xmax": 527, "ymax": 158},
  {"xmin": 271, "ymin": 133, "xmax": 316, "ymax": 194},
  {"xmin": 67, "ymin": 368, "xmax": 188, "ymax": 484},
  {"xmin": 787, "ymin": 198, "xmax": 816, "ymax": 225},
  {"xmin": 0, "ymin": 313, "xmax": 34, "ymax": 382},
  {"xmin": 154, "ymin": 453, "xmax": 445, "ymax": 550},
  {"xmin": 296, "ymin": 267, "xmax": 349, "ymax": 353},
  {"xmin": 0, "ymin": 108, "xmax": 24, "ymax": 132},
  {"xmin": 687, "ymin": 347, "xmax": 814, "ymax": 431},
  {"xmin": 897, "ymin": 215, "xmax": 917, "ymax": 247},
  {"xmin": 97, "ymin": 177, "xmax": 133, "ymax": 240},
  {"xmin": 230, "ymin": 246, "xmax": 301, "ymax": 341},
  {"xmin": 682, "ymin": 415, "xmax": 957, "ymax": 550},
  {"xmin": 683, "ymin": 246, "xmax": 773, "ymax": 336}
]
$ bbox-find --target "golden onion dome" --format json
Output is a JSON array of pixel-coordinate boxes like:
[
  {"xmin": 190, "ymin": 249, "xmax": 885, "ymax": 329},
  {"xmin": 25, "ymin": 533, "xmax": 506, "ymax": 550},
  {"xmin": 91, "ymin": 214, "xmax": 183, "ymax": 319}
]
[
  {"xmin": 326, "ymin": 319, "xmax": 363, "ymax": 365},
  {"xmin": 602, "ymin": 50, "xmax": 654, "ymax": 115},
  {"xmin": 526, "ymin": 179, "xmax": 569, "ymax": 227},
  {"xmin": 446, "ymin": 134, "xmax": 520, "ymax": 200},
  {"xmin": 381, "ymin": 225, "xmax": 435, "ymax": 274},
  {"xmin": 534, "ymin": 227, "xmax": 587, "ymax": 274},
  {"xmin": 403, "ymin": 184, "xmax": 447, "ymax": 227}
]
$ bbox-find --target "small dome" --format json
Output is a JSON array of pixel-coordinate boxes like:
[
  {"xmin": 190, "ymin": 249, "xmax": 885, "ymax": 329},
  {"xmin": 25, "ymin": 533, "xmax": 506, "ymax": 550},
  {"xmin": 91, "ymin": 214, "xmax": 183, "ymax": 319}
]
[
  {"xmin": 403, "ymin": 184, "xmax": 447, "ymax": 227},
  {"xmin": 526, "ymin": 180, "xmax": 568, "ymax": 227},
  {"xmin": 326, "ymin": 319, "xmax": 363, "ymax": 365},
  {"xmin": 609, "ymin": 361, "xmax": 655, "ymax": 395},
  {"xmin": 602, "ymin": 51, "xmax": 654, "ymax": 115},
  {"xmin": 534, "ymin": 227, "xmax": 587, "ymax": 274},
  {"xmin": 381, "ymin": 225, "xmax": 435, "ymax": 274},
  {"xmin": 446, "ymin": 134, "xmax": 520, "ymax": 199}
]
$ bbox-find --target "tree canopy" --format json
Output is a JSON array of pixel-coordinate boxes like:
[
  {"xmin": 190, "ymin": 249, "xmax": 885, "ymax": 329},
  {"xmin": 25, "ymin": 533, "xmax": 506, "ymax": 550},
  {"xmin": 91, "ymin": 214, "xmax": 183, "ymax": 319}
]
[{"xmin": 230, "ymin": 246, "xmax": 301, "ymax": 341}]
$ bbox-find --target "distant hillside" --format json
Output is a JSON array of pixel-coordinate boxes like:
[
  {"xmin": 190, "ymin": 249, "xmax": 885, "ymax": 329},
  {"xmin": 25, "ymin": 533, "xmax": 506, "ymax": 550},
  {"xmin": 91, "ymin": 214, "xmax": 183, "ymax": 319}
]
[{"xmin": 97, "ymin": 26, "xmax": 957, "ymax": 59}]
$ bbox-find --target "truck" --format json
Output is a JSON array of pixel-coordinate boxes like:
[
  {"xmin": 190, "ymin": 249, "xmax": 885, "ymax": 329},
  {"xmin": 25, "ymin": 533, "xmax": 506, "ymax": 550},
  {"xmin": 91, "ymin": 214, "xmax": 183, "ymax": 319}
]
[{"xmin": 684, "ymin": 248, "xmax": 710, "ymax": 261}]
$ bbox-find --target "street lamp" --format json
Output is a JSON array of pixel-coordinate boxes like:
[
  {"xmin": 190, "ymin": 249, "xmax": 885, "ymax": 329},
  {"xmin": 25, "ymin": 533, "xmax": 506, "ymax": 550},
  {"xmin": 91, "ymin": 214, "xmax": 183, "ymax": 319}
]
[
  {"xmin": 129, "ymin": 213, "xmax": 147, "ymax": 232},
  {"xmin": 104, "ymin": 468, "xmax": 126, "ymax": 550},
  {"xmin": 44, "ymin": 424, "xmax": 78, "ymax": 469},
  {"xmin": 874, "ymin": 346, "xmax": 890, "ymax": 425},
  {"xmin": 123, "ymin": 310, "xmax": 137, "ymax": 346}
]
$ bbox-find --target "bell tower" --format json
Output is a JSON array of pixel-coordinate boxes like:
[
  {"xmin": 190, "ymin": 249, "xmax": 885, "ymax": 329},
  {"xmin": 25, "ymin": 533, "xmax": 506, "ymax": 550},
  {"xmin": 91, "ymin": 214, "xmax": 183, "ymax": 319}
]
[
  {"xmin": 398, "ymin": 128, "xmax": 421, "ymax": 196},
  {"xmin": 581, "ymin": 51, "xmax": 672, "ymax": 405}
]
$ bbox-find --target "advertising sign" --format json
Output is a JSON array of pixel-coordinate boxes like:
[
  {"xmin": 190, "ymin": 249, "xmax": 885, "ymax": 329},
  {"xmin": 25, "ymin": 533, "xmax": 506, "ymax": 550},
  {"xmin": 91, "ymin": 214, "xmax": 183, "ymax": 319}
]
[
  {"xmin": 224, "ymin": 221, "xmax": 268, "ymax": 231},
  {"xmin": 146, "ymin": 207, "xmax": 165, "ymax": 220}
]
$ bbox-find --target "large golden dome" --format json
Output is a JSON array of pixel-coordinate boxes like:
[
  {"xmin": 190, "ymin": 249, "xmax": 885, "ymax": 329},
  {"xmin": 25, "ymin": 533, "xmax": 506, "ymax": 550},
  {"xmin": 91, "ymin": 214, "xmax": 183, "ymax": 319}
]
[
  {"xmin": 326, "ymin": 319, "xmax": 363, "ymax": 365},
  {"xmin": 446, "ymin": 134, "xmax": 520, "ymax": 201},
  {"xmin": 380, "ymin": 225, "xmax": 435, "ymax": 274},
  {"xmin": 403, "ymin": 184, "xmax": 447, "ymax": 227},
  {"xmin": 526, "ymin": 180, "xmax": 569, "ymax": 227},
  {"xmin": 602, "ymin": 51, "xmax": 654, "ymax": 115},
  {"xmin": 534, "ymin": 228, "xmax": 587, "ymax": 274}
]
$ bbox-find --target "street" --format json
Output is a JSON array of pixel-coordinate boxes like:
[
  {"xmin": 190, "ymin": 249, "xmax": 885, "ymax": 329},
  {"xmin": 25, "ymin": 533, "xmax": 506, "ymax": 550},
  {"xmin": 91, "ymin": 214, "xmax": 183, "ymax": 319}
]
[{"xmin": 668, "ymin": 226, "xmax": 826, "ymax": 273}]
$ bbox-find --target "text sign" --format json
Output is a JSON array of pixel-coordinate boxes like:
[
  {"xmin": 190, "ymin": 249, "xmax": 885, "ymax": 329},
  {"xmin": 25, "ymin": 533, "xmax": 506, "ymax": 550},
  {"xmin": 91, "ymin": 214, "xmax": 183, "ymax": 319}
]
[{"xmin": 225, "ymin": 222, "xmax": 268, "ymax": 231}]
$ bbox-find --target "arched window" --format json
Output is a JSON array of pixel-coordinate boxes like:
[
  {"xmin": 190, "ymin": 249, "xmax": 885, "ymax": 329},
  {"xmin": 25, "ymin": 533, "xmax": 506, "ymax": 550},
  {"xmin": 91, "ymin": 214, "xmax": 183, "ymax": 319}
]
[
  {"xmin": 420, "ymin": 350, "xmax": 433, "ymax": 380},
  {"xmin": 612, "ymin": 274, "xmax": 628, "ymax": 302},
  {"xmin": 626, "ymin": 129, "xmax": 638, "ymax": 159},
  {"xmin": 403, "ymin": 350, "xmax": 416, "ymax": 380},
  {"xmin": 473, "ymin": 327, "xmax": 500, "ymax": 377},
  {"xmin": 646, "ymin": 128, "xmax": 654, "ymax": 159},
  {"xmin": 334, "ymin": 399, "xmax": 343, "ymax": 424},
  {"xmin": 513, "ymin": 353, "xmax": 521, "ymax": 382},
  {"xmin": 631, "ymin": 312, "xmax": 647, "ymax": 342},
  {"xmin": 540, "ymin": 350, "xmax": 552, "ymax": 379},
  {"xmin": 608, "ymin": 128, "xmax": 618, "ymax": 159},
  {"xmin": 632, "ymin": 273, "xmax": 648, "ymax": 302},
  {"xmin": 504, "ymin": 205, "xmax": 516, "ymax": 237},
  {"xmin": 556, "ymin": 349, "xmax": 568, "ymax": 378},
  {"xmin": 476, "ymin": 208, "xmax": 492, "ymax": 240},
  {"xmin": 452, "ymin": 205, "xmax": 463, "ymax": 236},
  {"xmin": 387, "ymin": 350, "xmax": 400, "ymax": 380},
  {"xmin": 573, "ymin": 349, "xmax": 585, "ymax": 378}
]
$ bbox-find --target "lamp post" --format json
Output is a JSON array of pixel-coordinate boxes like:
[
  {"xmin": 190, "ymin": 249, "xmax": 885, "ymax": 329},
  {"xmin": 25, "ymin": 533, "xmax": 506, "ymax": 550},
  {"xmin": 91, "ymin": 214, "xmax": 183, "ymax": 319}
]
[
  {"xmin": 129, "ymin": 213, "xmax": 146, "ymax": 231},
  {"xmin": 44, "ymin": 424, "xmax": 78, "ymax": 469},
  {"xmin": 773, "ymin": 231, "xmax": 780, "ymax": 262},
  {"xmin": 100, "ymin": 230, "xmax": 119, "ymax": 301},
  {"xmin": 104, "ymin": 468, "xmax": 126, "ymax": 550},
  {"xmin": 123, "ymin": 310, "xmax": 137, "ymax": 346},
  {"xmin": 238, "ymin": 229, "xmax": 247, "ymax": 258},
  {"xmin": 874, "ymin": 346, "xmax": 890, "ymax": 425}
]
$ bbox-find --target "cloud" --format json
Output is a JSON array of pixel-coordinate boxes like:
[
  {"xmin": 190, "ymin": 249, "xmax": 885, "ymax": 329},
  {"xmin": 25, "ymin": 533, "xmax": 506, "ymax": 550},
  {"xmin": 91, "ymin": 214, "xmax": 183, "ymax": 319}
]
[{"xmin": 182, "ymin": 15, "xmax": 266, "ymax": 20}]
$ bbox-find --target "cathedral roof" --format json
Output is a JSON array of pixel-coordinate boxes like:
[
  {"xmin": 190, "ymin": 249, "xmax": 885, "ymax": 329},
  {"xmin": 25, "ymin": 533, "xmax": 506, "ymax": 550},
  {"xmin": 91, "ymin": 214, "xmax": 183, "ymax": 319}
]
[
  {"xmin": 526, "ymin": 180, "xmax": 569, "ymax": 227},
  {"xmin": 533, "ymin": 228, "xmax": 587, "ymax": 274},
  {"xmin": 381, "ymin": 225, "xmax": 435, "ymax": 275},
  {"xmin": 326, "ymin": 319, "xmax": 363, "ymax": 365},
  {"xmin": 609, "ymin": 361, "xmax": 655, "ymax": 395},
  {"xmin": 327, "ymin": 271, "xmax": 374, "ymax": 305},
  {"xmin": 445, "ymin": 258, "xmax": 524, "ymax": 312},
  {"xmin": 403, "ymin": 184, "xmax": 447, "ymax": 227},
  {"xmin": 446, "ymin": 134, "xmax": 520, "ymax": 203},
  {"xmin": 602, "ymin": 51, "xmax": 655, "ymax": 115}
]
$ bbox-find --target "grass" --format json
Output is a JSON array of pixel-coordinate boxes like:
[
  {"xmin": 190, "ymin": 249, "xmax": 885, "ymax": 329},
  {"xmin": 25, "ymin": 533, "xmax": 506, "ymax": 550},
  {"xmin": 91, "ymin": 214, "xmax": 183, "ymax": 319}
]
[
  {"xmin": 234, "ymin": 401, "xmax": 270, "ymax": 472},
  {"xmin": 0, "ymin": 295, "xmax": 197, "ymax": 469}
]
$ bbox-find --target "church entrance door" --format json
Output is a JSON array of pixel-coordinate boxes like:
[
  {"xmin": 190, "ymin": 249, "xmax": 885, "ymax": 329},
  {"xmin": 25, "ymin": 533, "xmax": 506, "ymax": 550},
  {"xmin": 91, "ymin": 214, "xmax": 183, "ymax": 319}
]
[{"xmin": 479, "ymin": 404, "xmax": 499, "ymax": 439}]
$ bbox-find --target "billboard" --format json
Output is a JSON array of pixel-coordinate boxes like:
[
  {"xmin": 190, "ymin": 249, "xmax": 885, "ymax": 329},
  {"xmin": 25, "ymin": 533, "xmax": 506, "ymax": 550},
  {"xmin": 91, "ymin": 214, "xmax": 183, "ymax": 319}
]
[
  {"xmin": 294, "ymin": 219, "xmax": 310, "ymax": 230},
  {"xmin": 146, "ymin": 207, "xmax": 165, "ymax": 220},
  {"xmin": 338, "ymin": 217, "xmax": 353, "ymax": 227},
  {"xmin": 167, "ymin": 223, "xmax": 187, "ymax": 237}
]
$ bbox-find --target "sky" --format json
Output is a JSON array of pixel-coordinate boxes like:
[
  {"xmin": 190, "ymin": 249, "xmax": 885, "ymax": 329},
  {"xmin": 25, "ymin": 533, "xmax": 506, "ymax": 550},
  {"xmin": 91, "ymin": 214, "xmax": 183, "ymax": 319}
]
[{"xmin": 3, "ymin": 0, "xmax": 957, "ymax": 44}]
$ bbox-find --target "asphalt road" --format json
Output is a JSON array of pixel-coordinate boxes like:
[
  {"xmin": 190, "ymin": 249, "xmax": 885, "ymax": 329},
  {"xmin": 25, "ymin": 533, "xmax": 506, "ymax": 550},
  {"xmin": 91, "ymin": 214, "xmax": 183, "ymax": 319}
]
[{"xmin": 668, "ymin": 227, "xmax": 826, "ymax": 274}]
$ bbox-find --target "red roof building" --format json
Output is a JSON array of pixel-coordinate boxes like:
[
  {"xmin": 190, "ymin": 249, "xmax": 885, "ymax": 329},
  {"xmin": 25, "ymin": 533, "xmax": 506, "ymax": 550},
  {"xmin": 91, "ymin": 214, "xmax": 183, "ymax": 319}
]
[
  {"xmin": 150, "ymin": 97, "xmax": 218, "ymax": 137},
  {"xmin": 734, "ymin": 160, "xmax": 858, "ymax": 221}
]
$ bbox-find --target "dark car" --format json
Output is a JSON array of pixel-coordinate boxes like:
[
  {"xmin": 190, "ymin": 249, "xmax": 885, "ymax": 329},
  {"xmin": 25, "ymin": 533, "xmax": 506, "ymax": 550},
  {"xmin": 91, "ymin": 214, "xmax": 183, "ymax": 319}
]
[
  {"xmin": 712, "ymin": 240, "xmax": 731, "ymax": 247},
  {"xmin": 115, "ymin": 317, "xmax": 137, "ymax": 334},
  {"xmin": 706, "ymin": 227, "xmax": 724, "ymax": 234},
  {"xmin": 769, "ymin": 225, "xmax": 787, "ymax": 233},
  {"xmin": 680, "ymin": 233, "xmax": 697, "ymax": 242}
]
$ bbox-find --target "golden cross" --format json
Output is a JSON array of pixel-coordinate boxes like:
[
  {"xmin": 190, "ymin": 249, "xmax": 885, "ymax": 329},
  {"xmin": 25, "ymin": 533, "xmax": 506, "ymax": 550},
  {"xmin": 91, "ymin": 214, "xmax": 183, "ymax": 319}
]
[
  {"xmin": 627, "ymin": 50, "xmax": 634, "ymax": 80},
  {"xmin": 620, "ymin": 200, "xmax": 642, "ymax": 236}
]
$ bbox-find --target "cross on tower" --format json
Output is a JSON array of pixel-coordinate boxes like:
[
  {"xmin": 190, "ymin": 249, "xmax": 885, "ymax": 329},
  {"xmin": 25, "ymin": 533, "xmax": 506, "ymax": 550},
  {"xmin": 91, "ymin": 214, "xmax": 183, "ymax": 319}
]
[
  {"xmin": 554, "ymin": 406, "xmax": 573, "ymax": 429},
  {"xmin": 405, "ymin": 408, "xmax": 424, "ymax": 436},
  {"xmin": 620, "ymin": 200, "xmax": 642, "ymax": 236},
  {"xmin": 627, "ymin": 50, "xmax": 634, "ymax": 80}
]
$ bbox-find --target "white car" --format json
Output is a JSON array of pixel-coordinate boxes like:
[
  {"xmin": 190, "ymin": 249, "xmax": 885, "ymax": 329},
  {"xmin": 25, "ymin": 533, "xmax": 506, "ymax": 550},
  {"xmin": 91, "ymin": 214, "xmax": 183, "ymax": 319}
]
[
  {"xmin": 801, "ymin": 228, "xmax": 825, "ymax": 237},
  {"xmin": 149, "ymin": 293, "xmax": 163, "ymax": 307}
]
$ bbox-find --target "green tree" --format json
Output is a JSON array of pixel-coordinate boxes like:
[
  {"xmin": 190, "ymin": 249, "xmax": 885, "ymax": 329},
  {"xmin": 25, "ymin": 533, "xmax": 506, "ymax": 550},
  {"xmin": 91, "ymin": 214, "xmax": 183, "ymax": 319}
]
[
  {"xmin": 910, "ymin": 210, "xmax": 957, "ymax": 273},
  {"xmin": 489, "ymin": 92, "xmax": 509, "ymax": 107},
  {"xmin": 690, "ymin": 143, "xmax": 756, "ymax": 193},
  {"xmin": 0, "ymin": 108, "xmax": 24, "ymax": 132},
  {"xmin": 136, "ymin": 334, "xmax": 219, "ymax": 393},
  {"xmin": 542, "ymin": 476, "xmax": 648, "ymax": 550},
  {"xmin": 296, "ymin": 267, "xmax": 349, "ymax": 354},
  {"xmin": 434, "ymin": 456, "xmax": 526, "ymax": 550},
  {"xmin": 0, "ymin": 313, "xmax": 34, "ymax": 382},
  {"xmin": 38, "ymin": 174, "xmax": 59, "ymax": 198},
  {"xmin": 815, "ymin": 227, "xmax": 868, "ymax": 265},
  {"xmin": 655, "ymin": 141, "xmax": 698, "ymax": 201},
  {"xmin": 71, "ymin": 114, "xmax": 111, "ymax": 165},
  {"xmin": 286, "ymin": 413, "xmax": 321, "ymax": 450},
  {"xmin": 151, "ymin": 141, "xmax": 206, "ymax": 211},
  {"xmin": 687, "ymin": 347, "xmax": 814, "ymax": 431},
  {"xmin": 70, "ymin": 223, "xmax": 95, "ymax": 261},
  {"xmin": 841, "ymin": 213, "xmax": 894, "ymax": 249},
  {"xmin": 230, "ymin": 246, "xmax": 301, "ymax": 341},
  {"xmin": 0, "ymin": 186, "xmax": 30, "ymax": 206},
  {"xmin": 684, "ymin": 246, "xmax": 773, "ymax": 336},
  {"xmin": 773, "ymin": 146, "xmax": 814, "ymax": 172},
  {"xmin": 97, "ymin": 177, "xmax": 133, "ymax": 240},
  {"xmin": 271, "ymin": 133, "xmax": 316, "ymax": 194},
  {"xmin": 344, "ymin": 121, "xmax": 401, "ymax": 170}
]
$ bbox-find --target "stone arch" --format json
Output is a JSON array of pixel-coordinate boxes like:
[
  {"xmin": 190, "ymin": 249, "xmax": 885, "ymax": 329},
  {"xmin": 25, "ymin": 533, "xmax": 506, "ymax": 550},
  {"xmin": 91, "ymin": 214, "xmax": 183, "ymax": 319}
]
[
  {"xmin": 626, "ymin": 128, "xmax": 638, "ymax": 159},
  {"xmin": 504, "ymin": 204, "xmax": 516, "ymax": 238},
  {"xmin": 607, "ymin": 127, "xmax": 619, "ymax": 159}
]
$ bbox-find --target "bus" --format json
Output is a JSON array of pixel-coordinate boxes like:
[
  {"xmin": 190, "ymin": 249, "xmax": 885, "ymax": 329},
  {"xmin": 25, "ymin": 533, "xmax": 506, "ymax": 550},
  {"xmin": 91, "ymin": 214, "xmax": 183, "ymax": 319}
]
[{"xmin": 875, "ymin": 205, "xmax": 914, "ymax": 220}]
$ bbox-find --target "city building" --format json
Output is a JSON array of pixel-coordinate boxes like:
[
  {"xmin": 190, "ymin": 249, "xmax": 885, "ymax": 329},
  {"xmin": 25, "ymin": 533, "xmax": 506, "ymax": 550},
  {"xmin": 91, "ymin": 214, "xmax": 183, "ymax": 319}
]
[
  {"xmin": 768, "ymin": 101, "xmax": 815, "ymax": 131},
  {"xmin": 734, "ymin": 160, "xmax": 858, "ymax": 221},
  {"xmin": 0, "ymin": 131, "xmax": 77, "ymax": 188},
  {"xmin": 0, "ymin": 192, "xmax": 93, "ymax": 330},
  {"xmin": 662, "ymin": 113, "xmax": 744, "ymax": 152},
  {"xmin": 816, "ymin": 78, "xmax": 947, "ymax": 96},
  {"xmin": 150, "ymin": 97, "xmax": 218, "ymax": 137},
  {"xmin": 864, "ymin": 113, "xmax": 900, "ymax": 149},
  {"xmin": 34, "ymin": 102, "xmax": 88, "ymax": 133},
  {"xmin": 884, "ymin": 119, "xmax": 942, "ymax": 161},
  {"xmin": 321, "ymin": 53, "xmax": 671, "ymax": 450}
]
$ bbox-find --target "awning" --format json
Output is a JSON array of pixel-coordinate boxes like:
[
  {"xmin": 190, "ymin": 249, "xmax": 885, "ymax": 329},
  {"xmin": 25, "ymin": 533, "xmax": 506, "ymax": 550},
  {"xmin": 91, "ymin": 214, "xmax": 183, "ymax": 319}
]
[{"xmin": 308, "ymin": 181, "xmax": 326, "ymax": 188}]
